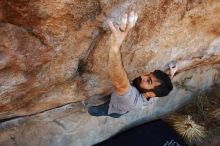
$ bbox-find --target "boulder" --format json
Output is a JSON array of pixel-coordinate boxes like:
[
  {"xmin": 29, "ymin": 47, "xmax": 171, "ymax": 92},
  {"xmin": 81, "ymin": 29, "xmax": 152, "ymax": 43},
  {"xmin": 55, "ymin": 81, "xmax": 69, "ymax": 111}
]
[{"xmin": 0, "ymin": 1, "xmax": 219, "ymax": 145}]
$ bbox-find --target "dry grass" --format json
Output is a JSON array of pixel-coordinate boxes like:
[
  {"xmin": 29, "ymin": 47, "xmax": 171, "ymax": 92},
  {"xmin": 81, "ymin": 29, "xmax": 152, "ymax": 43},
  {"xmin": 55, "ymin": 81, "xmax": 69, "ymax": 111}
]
[
  {"xmin": 166, "ymin": 115, "xmax": 207, "ymax": 143},
  {"xmin": 211, "ymin": 108, "xmax": 220, "ymax": 120},
  {"xmin": 164, "ymin": 85, "xmax": 220, "ymax": 145}
]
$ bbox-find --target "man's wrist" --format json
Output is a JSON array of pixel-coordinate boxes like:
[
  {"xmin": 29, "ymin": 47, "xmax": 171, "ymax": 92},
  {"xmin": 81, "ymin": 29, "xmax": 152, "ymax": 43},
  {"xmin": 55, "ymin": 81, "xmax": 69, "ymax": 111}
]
[{"xmin": 110, "ymin": 45, "xmax": 120, "ymax": 53}]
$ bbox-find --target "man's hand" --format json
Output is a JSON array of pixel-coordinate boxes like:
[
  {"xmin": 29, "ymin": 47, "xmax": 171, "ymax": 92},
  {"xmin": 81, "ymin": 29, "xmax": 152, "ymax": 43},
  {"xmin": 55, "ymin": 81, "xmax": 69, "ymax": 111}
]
[{"xmin": 107, "ymin": 11, "xmax": 138, "ymax": 48}]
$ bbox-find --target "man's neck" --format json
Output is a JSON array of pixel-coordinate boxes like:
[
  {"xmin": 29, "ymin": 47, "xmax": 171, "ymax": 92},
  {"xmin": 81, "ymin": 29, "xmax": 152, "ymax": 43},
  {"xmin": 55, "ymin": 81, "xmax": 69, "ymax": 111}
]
[{"xmin": 143, "ymin": 94, "xmax": 152, "ymax": 101}]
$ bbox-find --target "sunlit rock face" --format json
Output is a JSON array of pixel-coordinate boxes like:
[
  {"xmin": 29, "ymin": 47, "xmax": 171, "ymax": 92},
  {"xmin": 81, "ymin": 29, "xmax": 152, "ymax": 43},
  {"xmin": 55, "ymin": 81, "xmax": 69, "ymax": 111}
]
[{"xmin": 0, "ymin": 0, "xmax": 220, "ymax": 120}]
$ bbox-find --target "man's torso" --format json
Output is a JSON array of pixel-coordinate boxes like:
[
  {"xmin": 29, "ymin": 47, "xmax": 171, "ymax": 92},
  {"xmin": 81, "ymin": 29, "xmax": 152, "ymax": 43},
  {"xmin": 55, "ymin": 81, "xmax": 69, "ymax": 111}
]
[{"xmin": 108, "ymin": 85, "xmax": 158, "ymax": 114}]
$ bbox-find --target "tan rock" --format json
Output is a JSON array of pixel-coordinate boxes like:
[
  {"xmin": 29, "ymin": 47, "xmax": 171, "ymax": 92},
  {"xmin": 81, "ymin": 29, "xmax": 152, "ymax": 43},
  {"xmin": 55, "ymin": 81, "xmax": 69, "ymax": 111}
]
[{"xmin": 0, "ymin": 0, "xmax": 219, "ymax": 120}]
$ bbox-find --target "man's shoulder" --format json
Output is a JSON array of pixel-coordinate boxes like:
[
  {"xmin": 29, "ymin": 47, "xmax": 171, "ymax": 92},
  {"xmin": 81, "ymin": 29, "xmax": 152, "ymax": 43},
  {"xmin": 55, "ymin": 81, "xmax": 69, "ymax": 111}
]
[{"xmin": 112, "ymin": 85, "xmax": 139, "ymax": 97}]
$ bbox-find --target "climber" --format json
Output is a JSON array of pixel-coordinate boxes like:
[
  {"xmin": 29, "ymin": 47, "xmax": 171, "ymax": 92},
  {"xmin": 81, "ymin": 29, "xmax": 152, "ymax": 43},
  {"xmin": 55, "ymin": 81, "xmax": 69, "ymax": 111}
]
[{"xmin": 88, "ymin": 10, "xmax": 173, "ymax": 118}]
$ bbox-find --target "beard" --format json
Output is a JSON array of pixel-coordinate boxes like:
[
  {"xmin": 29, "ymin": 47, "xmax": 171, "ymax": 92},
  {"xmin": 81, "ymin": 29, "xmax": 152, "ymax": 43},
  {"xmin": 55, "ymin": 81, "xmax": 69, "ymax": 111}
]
[{"xmin": 132, "ymin": 76, "xmax": 153, "ymax": 93}]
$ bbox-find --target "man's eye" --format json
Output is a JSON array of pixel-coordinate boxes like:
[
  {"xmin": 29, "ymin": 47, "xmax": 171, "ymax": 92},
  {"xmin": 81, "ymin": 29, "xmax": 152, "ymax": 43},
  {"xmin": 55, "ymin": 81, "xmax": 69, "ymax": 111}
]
[
  {"xmin": 147, "ymin": 79, "xmax": 151, "ymax": 84},
  {"xmin": 149, "ymin": 78, "xmax": 152, "ymax": 84}
]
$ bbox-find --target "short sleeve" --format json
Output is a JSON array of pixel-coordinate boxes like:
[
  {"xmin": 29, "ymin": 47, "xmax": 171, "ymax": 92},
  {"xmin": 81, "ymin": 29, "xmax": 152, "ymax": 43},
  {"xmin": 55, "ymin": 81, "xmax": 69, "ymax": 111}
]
[
  {"xmin": 108, "ymin": 85, "xmax": 159, "ymax": 114},
  {"xmin": 110, "ymin": 85, "xmax": 134, "ymax": 104}
]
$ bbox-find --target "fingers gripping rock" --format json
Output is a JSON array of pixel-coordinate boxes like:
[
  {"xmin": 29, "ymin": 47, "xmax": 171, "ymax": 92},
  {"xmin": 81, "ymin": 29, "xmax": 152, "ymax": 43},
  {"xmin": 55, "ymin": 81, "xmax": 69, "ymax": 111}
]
[
  {"xmin": 127, "ymin": 11, "xmax": 138, "ymax": 30},
  {"xmin": 120, "ymin": 14, "xmax": 128, "ymax": 31}
]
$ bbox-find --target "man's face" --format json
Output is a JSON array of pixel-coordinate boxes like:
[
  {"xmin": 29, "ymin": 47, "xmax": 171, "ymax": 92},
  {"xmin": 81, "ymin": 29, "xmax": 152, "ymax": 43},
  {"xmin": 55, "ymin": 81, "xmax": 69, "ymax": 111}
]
[
  {"xmin": 140, "ymin": 73, "xmax": 161, "ymax": 90},
  {"xmin": 133, "ymin": 73, "xmax": 161, "ymax": 97}
]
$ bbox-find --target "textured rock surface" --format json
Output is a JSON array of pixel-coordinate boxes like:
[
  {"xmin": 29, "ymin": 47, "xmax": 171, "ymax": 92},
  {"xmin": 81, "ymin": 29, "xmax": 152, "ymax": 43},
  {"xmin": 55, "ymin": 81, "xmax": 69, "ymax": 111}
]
[
  {"xmin": 0, "ymin": 69, "xmax": 219, "ymax": 146},
  {"xmin": 0, "ymin": 0, "xmax": 220, "ymax": 145},
  {"xmin": 0, "ymin": 0, "xmax": 220, "ymax": 128}
]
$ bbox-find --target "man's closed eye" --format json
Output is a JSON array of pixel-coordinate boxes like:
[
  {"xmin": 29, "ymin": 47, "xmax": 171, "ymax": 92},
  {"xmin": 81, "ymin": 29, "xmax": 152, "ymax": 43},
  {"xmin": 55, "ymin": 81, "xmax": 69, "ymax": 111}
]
[{"xmin": 148, "ymin": 77, "xmax": 152, "ymax": 84}]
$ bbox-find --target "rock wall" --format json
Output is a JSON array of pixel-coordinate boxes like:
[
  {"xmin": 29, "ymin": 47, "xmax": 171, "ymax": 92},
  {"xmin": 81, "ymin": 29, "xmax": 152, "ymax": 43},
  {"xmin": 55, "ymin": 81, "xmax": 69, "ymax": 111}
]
[
  {"xmin": 0, "ymin": 68, "xmax": 219, "ymax": 146},
  {"xmin": 0, "ymin": 0, "xmax": 220, "ymax": 120}
]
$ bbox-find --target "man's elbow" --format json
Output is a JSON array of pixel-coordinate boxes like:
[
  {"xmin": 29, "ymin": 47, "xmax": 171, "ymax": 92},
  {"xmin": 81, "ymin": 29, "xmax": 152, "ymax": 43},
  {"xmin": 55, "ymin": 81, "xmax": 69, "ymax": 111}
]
[
  {"xmin": 112, "ymin": 80, "xmax": 129, "ymax": 90},
  {"xmin": 114, "ymin": 82, "xmax": 130, "ymax": 95}
]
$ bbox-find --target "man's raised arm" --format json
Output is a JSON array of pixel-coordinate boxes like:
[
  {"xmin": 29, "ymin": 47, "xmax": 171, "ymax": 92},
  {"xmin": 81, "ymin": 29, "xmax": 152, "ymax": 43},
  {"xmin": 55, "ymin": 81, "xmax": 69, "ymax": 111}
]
[{"xmin": 107, "ymin": 11, "xmax": 138, "ymax": 95}]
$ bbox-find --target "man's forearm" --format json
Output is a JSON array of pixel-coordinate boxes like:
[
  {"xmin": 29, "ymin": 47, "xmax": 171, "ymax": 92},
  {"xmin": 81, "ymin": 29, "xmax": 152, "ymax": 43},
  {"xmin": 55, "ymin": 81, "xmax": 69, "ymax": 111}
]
[
  {"xmin": 106, "ymin": 11, "xmax": 138, "ymax": 91},
  {"xmin": 108, "ymin": 45, "xmax": 129, "ymax": 88}
]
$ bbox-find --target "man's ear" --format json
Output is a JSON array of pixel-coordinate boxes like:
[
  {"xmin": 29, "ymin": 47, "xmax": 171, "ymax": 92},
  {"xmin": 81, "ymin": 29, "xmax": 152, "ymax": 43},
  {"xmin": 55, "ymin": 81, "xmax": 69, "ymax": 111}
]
[{"xmin": 144, "ymin": 92, "xmax": 156, "ymax": 97}]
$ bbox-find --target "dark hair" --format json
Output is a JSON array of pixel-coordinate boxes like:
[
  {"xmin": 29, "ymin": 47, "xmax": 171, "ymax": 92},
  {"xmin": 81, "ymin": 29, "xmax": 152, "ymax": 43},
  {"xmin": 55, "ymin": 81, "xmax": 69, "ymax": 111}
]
[
  {"xmin": 132, "ymin": 70, "xmax": 173, "ymax": 97},
  {"xmin": 152, "ymin": 70, "xmax": 173, "ymax": 97}
]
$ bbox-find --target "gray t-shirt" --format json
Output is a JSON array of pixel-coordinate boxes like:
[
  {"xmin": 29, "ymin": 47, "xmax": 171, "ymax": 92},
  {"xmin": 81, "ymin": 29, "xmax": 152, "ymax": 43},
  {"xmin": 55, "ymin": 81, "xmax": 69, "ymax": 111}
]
[{"xmin": 108, "ymin": 85, "xmax": 158, "ymax": 115}]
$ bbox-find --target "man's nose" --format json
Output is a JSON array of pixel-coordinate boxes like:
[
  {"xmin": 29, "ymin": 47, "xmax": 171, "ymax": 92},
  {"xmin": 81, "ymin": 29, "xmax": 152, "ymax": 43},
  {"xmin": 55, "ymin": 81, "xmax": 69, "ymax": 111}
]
[
  {"xmin": 141, "ymin": 75, "xmax": 148, "ymax": 81},
  {"xmin": 141, "ymin": 76, "xmax": 145, "ymax": 80}
]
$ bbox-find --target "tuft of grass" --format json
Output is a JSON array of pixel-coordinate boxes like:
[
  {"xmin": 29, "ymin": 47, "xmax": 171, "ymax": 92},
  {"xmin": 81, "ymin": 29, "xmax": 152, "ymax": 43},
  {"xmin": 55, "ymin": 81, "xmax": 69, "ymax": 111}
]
[
  {"xmin": 193, "ymin": 94, "xmax": 208, "ymax": 120},
  {"xmin": 165, "ymin": 85, "xmax": 220, "ymax": 145},
  {"xmin": 166, "ymin": 115, "xmax": 207, "ymax": 143}
]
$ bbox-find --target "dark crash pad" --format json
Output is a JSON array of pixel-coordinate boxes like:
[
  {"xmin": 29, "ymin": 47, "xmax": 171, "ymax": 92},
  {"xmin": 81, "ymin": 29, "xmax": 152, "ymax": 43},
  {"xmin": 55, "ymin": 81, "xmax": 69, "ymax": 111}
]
[{"xmin": 94, "ymin": 119, "xmax": 188, "ymax": 146}]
